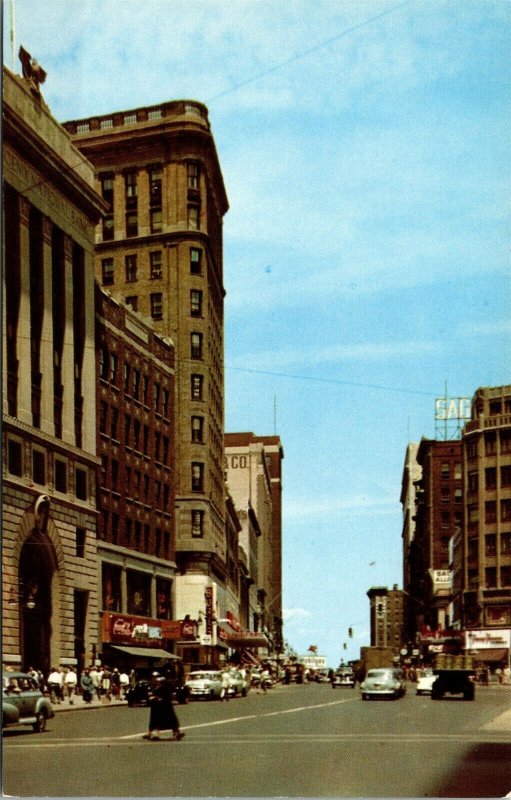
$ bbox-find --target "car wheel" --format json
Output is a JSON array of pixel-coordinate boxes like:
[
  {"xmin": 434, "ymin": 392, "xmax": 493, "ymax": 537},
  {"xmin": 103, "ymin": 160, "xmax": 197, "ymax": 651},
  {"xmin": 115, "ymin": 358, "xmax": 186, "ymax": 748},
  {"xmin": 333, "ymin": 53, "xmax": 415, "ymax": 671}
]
[
  {"xmin": 362, "ymin": 693, "xmax": 367, "ymax": 700},
  {"xmin": 241, "ymin": 688, "xmax": 247, "ymax": 697},
  {"xmin": 33, "ymin": 712, "xmax": 47, "ymax": 732}
]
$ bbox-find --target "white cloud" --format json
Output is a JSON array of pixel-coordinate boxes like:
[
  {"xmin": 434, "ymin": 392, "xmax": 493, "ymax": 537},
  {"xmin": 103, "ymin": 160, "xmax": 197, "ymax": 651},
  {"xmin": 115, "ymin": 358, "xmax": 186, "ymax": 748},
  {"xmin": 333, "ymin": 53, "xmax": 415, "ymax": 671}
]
[
  {"xmin": 284, "ymin": 493, "xmax": 399, "ymax": 521},
  {"xmin": 283, "ymin": 607, "xmax": 311, "ymax": 622}
]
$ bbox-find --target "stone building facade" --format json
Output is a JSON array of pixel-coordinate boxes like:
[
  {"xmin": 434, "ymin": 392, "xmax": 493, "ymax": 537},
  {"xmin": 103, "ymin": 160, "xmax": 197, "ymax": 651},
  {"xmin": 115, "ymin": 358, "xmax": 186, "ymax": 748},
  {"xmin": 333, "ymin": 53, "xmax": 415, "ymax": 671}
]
[{"xmin": 2, "ymin": 66, "xmax": 106, "ymax": 674}]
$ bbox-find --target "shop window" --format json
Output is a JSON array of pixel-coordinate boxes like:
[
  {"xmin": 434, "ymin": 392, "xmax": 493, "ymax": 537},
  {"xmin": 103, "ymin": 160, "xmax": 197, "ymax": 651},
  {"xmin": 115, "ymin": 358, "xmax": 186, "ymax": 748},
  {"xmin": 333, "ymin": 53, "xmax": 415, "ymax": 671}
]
[
  {"xmin": 102, "ymin": 563, "xmax": 121, "ymax": 611},
  {"xmin": 156, "ymin": 578, "xmax": 172, "ymax": 620},
  {"xmin": 127, "ymin": 570, "xmax": 150, "ymax": 616}
]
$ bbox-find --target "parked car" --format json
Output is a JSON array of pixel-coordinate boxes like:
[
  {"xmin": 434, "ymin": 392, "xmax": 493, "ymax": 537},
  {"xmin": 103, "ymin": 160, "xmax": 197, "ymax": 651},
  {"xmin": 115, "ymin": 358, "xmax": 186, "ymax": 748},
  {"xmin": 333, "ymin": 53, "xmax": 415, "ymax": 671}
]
[
  {"xmin": 416, "ymin": 668, "xmax": 436, "ymax": 696},
  {"xmin": 360, "ymin": 668, "xmax": 406, "ymax": 700},
  {"xmin": 3, "ymin": 672, "xmax": 54, "ymax": 733},
  {"xmin": 185, "ymin": 670, "xmax": 223, "ymax": 700},
  {"xmin": 228, "ymin": 670, "xmax": 249, "ymax": 697},
  {"xmin": 333, "ymin": 669, "xmax": 356, "ymax": 688}
]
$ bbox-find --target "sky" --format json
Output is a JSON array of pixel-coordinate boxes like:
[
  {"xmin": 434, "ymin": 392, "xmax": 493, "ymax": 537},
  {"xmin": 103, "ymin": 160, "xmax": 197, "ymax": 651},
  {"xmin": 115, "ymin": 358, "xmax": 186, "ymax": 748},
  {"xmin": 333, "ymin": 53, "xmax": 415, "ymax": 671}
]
[{"xmin": 4, "ymin": 0, "xmax": 510, "ymax": 668}]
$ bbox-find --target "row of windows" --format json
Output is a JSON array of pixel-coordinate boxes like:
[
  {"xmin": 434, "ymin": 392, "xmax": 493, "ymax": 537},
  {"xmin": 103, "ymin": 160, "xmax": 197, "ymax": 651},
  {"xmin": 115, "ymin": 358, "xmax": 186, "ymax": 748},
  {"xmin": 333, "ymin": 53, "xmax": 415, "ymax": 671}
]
[
  {"xmin": 484, "ymin": 566, "xmax": 511, "ymax": 588},
  {"xmin": 485, "ymin": 500, "xmax": 511, "ymax": 524},
  {"xmin": 101, "ymin": 247, "xmax": 202, "ymax": 287},
  {"xmin": 101, "ymin": 454, "xmax": 172, "ymax": 508},
  {"xmin": 440, "ymin": 462, "xmax": 462, "ymax": 480},
  {"xmin": 484, "ymin": 533, "xmax": 511, "ymax": 556},
  {"xmin": 99, "ymin": 352, "xmax": 170, "ymax": 415},
  {"xmin": 100, "ymin": 164, "xmax": 201, "ymax": 241},
  {"xmin": 102, "ymin": 563, "xmax": 173, "ymax": 618},
  {"xmin": 467, "ymin": 467, "xmax": 511, "ymax": 492},
  {"xmin": 7, "ymin": 438, "xmax": 88, "ymax": 500},
  {"xmin": 118, "ymin": 288, "xmax": 203, "ymax": 322}
]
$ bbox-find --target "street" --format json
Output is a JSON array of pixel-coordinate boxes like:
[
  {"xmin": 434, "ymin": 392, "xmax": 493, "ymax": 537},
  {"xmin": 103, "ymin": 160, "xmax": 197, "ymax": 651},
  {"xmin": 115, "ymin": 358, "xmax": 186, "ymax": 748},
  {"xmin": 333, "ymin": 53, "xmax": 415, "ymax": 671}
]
[{"xmin": 3, "ymin": 682, "xmax": 511, "ymax": 798}]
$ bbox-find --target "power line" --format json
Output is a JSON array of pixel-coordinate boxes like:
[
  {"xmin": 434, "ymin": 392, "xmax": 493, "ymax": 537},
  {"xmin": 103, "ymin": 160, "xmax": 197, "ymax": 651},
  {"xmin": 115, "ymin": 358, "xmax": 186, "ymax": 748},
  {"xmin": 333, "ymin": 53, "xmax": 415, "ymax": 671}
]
[
  {"xmin": 206, "ymin": 0, "xmax": 414, "ymax": 104},
  {"xmin": 226, "ymin": 364, "xmax": 436, "ymax": 398}
]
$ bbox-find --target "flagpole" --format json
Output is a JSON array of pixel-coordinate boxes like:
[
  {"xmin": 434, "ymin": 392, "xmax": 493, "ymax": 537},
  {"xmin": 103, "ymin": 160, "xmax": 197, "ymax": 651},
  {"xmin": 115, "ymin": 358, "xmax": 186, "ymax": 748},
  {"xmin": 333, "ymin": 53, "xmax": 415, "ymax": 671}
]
[{"xmin": 10, "ymin": 0, "xmax": 16, "ymax": 70}]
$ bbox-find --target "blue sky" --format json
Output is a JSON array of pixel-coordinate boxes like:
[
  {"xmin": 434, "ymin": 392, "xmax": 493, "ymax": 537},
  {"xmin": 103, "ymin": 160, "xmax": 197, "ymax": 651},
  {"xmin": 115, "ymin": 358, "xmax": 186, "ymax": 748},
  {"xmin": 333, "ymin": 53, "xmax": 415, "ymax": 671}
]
[{"xmin": 4, "ymin": 0, "xmax": 510, "ymax": 667}]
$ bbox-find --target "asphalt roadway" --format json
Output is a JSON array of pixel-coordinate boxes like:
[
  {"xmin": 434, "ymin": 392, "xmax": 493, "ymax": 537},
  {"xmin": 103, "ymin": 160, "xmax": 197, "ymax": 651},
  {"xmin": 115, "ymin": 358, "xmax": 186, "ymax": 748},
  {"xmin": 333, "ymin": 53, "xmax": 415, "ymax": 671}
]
[{"xmin": 3, "ymin": 681, "xmax": 511, "ymax": 798}]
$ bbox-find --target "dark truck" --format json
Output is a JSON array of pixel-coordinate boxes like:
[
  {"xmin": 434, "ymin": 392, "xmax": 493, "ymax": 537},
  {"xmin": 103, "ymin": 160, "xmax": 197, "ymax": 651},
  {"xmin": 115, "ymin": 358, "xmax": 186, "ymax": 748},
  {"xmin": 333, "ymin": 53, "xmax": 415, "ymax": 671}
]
[{"xmin": 431, "ymin": 654, "xmax": 476, "ymax": 701}]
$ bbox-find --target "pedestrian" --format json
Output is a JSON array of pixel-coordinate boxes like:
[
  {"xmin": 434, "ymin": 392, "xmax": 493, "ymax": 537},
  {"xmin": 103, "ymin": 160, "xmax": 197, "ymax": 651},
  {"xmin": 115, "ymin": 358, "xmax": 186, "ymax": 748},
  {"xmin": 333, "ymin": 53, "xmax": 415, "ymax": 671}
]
[
  {"xmin": 260, "ymin": 666, "xmax": 270, "ymax": 694},
  {"xmin": 64, "ymin": 666, "xmax": 78, "ymax": 704},
  {"xmin": 90, "ymin": 665, "xmax": 101, "ymax": 700},
  {"xmin": 143, "ymin": 671, "xmax": 185, "ymax": 741},
  {"xmin": 111, "ymin": 667, "xmax": 121, "ymax": 700},
  {"xmin": 220, "ymin": 669, "xmax": 231, "ymax": 701},
  {"xmin": 47, "ymin": 666, "xmax": 63, "ymax": 704},
  {"xmin": 120, "ymin": 670, "xmax": 130, "ymax": 698},
  {"xmin": 328, "ymin": 668, "xmax": 335, "ymax": 688},
  {"xmin": 80, "ymin": 668, "xmax": 94, "ymax": 703},
  {"xmin": 101, "ymin": 665, "xmax": 112, "ymax": 702}
]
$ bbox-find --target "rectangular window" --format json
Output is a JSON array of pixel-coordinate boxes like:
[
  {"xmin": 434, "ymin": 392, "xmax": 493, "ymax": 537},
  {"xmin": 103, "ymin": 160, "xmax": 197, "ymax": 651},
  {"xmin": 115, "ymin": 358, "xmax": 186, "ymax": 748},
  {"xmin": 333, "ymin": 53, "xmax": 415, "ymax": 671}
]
[
  {"xmin": 485, "ymin": 432, "xmax": 496, "ymax": 456},
  {"xmin": 192, "ymin": 510, "xmax": 204, "ymax": 537},
  {"xmin": 126, "ymin": 295, "xmax": 138, "ymax": 312},
  {"xmin": 109, "ymin": 353, "xmax": 118, "ymax": 384},
  {"xmin": 150, "ymin": 293, "xmax": 163, "ymax": 320},
  {"xmin": 76, "ymin": 527, "xmax": 86, "ymax": 558},
  {"xmin": 150, "ymin": 209, "xmax": 162, "ymax": 233},
  {"xmin": 501, "ymin": 533, "xmax": 511, "ymax": 555},
  {"xmin": 150, "ymin": 251, "xmax": 162, "ymax": 279},
  {"xmin": 485, "ymin": 501, "xmax": 497, "ymax": 523},
  {"xmin": 7, "ymin": 439, "xmax": 22, "ymax": 477},
  {"xmin": 501, "ymin": 431, "xmax": 511, "ymax": 454},
  {"xmin": 101, "ymin": 174, "xmax": 114, "ymax": 208},
  {"xmin": 485, "ymin": 567, "xmax": 497, "ymax": 588},
  {"xmin": 143, "ymin": 375, "xmax": 149, "ymax": 405},
  {"xmin": 99, "ymin": 400, "xmax": 108, "ymax": 434},
  {"xmin": 133, "ymin": 419, "xmax": 141, "ymax": 451},
  {"xmin": 191, "ymin": 416, "xmax": 204, "ymax": 443},
  {"xmin": 188, "ymin": 205, "xmax": 200, "ymax": 230},
  {"xmin": 126, "ymin": 212, "xmax": 138, "ymax": 238},
  {"xmin": 454, "ymin": 488, "xmax": 462, "ymax": 503},
  {"xmin": 102, "ymin": 258, "xmax": 114, "ymax": 285},
  {"xmin": 111, "ymin": 407, "xmax": 119, "ymax": 440},
  {"xmin": 55, "ymin": 458, "xmax": 67, "ymax": 493},
  {"xmin": 188, "ymin": 162, "xmax": 200, "ymax": 189},
  {"xmin": 75, "ymin": 467, "xmax": 87, "ymax": 500},
  {"xmin": 102, "ymin": 563, "xmax": 121, "ymax": 611},
  {"xmin": 32, "ymin": 448, "xmax": 45, "ymax": 486},
  {"xmin": 191, "ymin": 373, "xmax": 203, "ymax": 400},
  {"xmin": 485, "ymin": 535, "xmax": 496, "ymax": 557},
  {"xmin": 440, "ymin": 487, "xmax": 450, "ymax": 504},
  {"xmin": 501, "ymin": 566, "xmax": 511, "ymax": 587},
  {"xmin": 501, "ymin": 500, "xmax": 511, "ymax": 522},
  {"xmin": 127, "ymin": 570, "xmax": 150, "ymax": 616},
  {"xmin": 149, "ymin": 167, "xmax": 162, "ymax": 207},
  {"xmin": 133, "ymin": 369, "xmax": 141, "ymax": 400},
  {"xmin": 125, "ymin": 172, "xmax": 137, "ymax": 209},
  {"xmin": 162, "ymin": 388, "xmax": 170, "ymax": 418},
  {"xmin": 485, "ymin": 468, "xmax": 497, "ymax": 490},
  {"xmin": 501, "ymin": 466, "xmax": 511, "ymax": 488},
  {"xmin": 454, "ymin": 463, "xmax": 462, "ymax": 480},
  {"xmin": 440, "ymin": 462, "xmax": 450, "ymax": 479},
  {"xmin": 190, "ymin": 289, "xmax": 202, "ymax": 317},
  {"xmin": 440, "ymin": 511, "xmax": 450, "ymax": 529},
  {"xmin": 489, "ymin": 400, "xmax": 501, "ymax": 415},
  {"xmin": 125, "ymin": 254, "xmax": 137, "ymax": 282},
  {"xmin": 468, "ymin": 472, "xmax": 478, "ymax": 493},
  {"xmin": 191, "ymin": 332, "xmax": 203, "ymax": 359},
  {"xmin": 190, "ymin": 247, "xmax": 201, "ymax": 274},
  {"xmin": 191, "ymin": 462, "xmax": 204, "ymax": 492},
  {"xmin": 153, "ymin": 382, "xmax": 160, "ymax": 412},
  {"xmin": 162, "ymin": 436, "xmax": 169, "ymax": 465},
  {"xmin": 124, "ymin": 363, "xmax": 131, "ymax": 394},
  {"xmin": 156, "ymin": 578, "xmax": 172, "ymax": 620},
  {"xmin": 111, "ymin": 460, "xmax": 119, "ymax": 491}
]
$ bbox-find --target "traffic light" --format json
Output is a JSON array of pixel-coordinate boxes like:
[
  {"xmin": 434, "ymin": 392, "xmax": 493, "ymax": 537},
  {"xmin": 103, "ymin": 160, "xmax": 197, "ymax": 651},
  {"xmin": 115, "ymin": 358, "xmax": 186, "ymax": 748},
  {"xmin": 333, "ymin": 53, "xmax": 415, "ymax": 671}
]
[
  {"xmin": 343, "ymin": 642, "xmax": 347, "ymax": 650},
  {"xmin": 348, "ymin": 627, "xmax": 353, "ymax": 638}
]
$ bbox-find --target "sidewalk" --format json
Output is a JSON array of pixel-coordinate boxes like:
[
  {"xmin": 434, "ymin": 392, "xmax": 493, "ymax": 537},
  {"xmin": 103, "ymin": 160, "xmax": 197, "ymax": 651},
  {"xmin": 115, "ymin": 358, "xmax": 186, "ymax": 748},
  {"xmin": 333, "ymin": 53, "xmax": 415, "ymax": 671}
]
[{"xmin": 52, "ymin": 695, "xmax": 128, "ymax": 713}]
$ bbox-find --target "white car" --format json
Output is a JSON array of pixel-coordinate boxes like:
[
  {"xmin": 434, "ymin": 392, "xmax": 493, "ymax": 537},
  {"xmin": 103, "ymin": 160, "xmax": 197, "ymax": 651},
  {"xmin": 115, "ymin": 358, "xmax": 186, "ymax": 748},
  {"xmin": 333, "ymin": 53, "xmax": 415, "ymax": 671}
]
[
  {"xmin": 360, "ymin": 668, "xmax": 406, "ymax": 700},
  {"xmin": 185, "ymin": 670, "xmax": 222, "ymax": 700},
  {"xmin": 416, "ymin": 669, "xmax": 436, "ymax": 696}
]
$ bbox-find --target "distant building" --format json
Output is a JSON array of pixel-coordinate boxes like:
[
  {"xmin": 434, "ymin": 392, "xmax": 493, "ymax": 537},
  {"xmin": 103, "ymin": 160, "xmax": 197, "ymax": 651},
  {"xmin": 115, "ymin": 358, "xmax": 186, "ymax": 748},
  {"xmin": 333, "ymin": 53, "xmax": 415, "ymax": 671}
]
[
  {"xmin": 400, "ymin": 443, "xmax": 421, "ymax": 641},
  {"xmin": 462, "ymin": 386, "xmax": 511, "ymax": 637},
  {"xmin": 225, "ymin": 433, "xmax": 284, "ymax": 654},
  {"xmin": 411, "ymin": 438, "xmax": 463, "ymax": 634},
  {"xmin": 367, "ymin": 585, "xmax": 404, "ymax": 651},
  {"xmin": 2, "ymin": 65, "xmax": 105, "ymax": 673}
]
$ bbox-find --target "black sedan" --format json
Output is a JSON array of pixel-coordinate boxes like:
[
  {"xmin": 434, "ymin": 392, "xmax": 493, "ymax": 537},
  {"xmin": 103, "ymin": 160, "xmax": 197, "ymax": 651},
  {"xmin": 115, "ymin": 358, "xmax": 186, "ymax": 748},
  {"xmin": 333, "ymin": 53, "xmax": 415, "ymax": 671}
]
[{"xmin": 126, "ymin": 679, "xmax": 189, "ymax": 706}]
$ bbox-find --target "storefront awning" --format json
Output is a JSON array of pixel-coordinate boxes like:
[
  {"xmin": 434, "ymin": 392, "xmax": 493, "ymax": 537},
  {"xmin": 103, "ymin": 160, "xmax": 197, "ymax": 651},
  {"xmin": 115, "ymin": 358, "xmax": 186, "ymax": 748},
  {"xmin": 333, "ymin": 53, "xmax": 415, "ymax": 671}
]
[
  {"xmin": 471, "ymin": 648, "xmax": 508, "ymax": 663},
  {"xmin": 109, "ymin": 645, "xmax": 181, "ymax": 660},
  {"xmin": 219, "ymin": 630, "xmax": 269, "ymax": 648}
]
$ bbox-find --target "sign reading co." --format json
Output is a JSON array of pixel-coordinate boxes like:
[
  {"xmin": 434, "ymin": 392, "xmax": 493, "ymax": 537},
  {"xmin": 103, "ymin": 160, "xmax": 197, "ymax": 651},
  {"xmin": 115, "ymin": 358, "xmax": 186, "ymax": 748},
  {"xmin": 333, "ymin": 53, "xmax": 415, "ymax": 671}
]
[{"xmin": 227, "ymin": 455, "xmax": 248, "ymax": 469}]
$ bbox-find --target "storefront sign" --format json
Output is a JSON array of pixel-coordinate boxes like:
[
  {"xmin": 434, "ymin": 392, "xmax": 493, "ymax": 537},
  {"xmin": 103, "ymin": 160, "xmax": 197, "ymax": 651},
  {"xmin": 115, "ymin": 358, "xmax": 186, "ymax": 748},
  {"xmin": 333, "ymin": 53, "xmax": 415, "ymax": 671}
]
[
  {"xmin": 204, "ymin": 587, "xmax": 213, "ymax": 636},
  {"xmin": 429, "ymin": 569, "xmax": 453, "ymax": 595},
  {"xmin": 103, "ymin": 613, "xmax": 195, "ymax": 644},
  {"xmin": 465, "ymin": 629, "xmax": 511, "ymax": 650},
  {"xmin": 226, "ymin": 611, "xmax": 241, "ymax": 632},
  {"xmin": 435, "ymin": 397, "xmax": 471, "ymax": 420}
]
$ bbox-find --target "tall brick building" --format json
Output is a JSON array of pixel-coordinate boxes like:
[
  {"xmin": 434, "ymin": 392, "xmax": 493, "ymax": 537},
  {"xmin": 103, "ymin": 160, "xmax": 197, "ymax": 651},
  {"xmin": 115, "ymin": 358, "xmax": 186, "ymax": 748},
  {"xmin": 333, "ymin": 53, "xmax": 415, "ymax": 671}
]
[{"xmin": 63, "ymin": 101, "xmax": 232, "ymax": 661}]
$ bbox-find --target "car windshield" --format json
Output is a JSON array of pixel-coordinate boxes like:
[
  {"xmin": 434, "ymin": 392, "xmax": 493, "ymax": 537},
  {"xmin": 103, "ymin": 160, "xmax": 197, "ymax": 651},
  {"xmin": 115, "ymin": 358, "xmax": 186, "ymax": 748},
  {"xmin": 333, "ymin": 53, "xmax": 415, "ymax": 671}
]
[
  {"xmin": 189, "ymin": 672, "xmax": 216, "ymax": 680},
  {"xmin": 367, "ymin": 670, "xmax": 392, "ymax": 679}
]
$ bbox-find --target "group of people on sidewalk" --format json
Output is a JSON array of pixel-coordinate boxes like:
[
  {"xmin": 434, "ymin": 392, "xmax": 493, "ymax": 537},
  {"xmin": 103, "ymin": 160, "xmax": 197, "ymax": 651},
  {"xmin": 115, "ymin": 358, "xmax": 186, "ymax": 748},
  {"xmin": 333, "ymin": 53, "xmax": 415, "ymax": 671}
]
[{"xmin": 45, "ymin": 665, "xmax": 132, "ymax": 704}]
